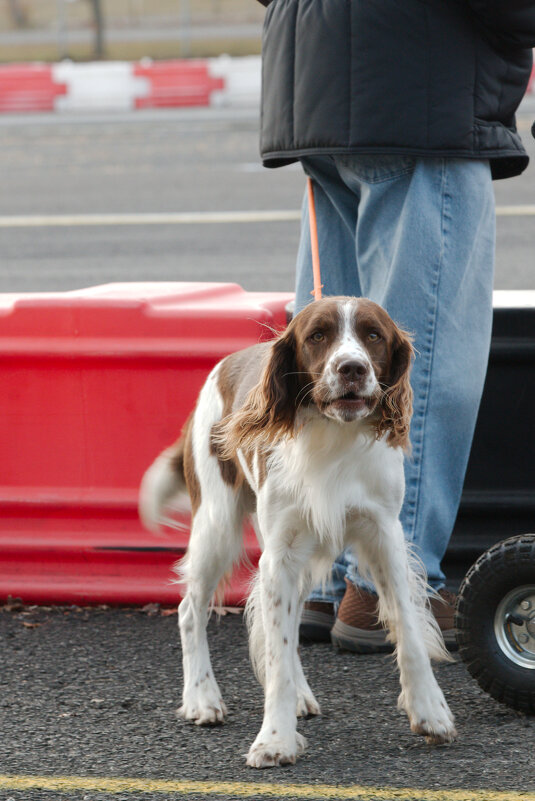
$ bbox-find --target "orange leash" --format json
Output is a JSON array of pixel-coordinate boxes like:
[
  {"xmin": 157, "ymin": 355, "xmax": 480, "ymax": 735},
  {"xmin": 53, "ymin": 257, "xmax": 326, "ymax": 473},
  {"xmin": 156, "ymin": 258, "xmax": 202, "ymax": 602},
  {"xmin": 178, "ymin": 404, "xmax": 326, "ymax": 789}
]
[{"xmin": 307, "ymin": 176, "xmax": 323, "ymax": 301}]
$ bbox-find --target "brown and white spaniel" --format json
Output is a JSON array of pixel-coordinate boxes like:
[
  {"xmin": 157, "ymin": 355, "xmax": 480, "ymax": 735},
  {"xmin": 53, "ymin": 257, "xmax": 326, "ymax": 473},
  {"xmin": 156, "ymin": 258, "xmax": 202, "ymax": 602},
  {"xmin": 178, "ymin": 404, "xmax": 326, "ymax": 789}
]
[{"xmin": 139, "ymin": 296, "xmax": 456, "ymax": 768}]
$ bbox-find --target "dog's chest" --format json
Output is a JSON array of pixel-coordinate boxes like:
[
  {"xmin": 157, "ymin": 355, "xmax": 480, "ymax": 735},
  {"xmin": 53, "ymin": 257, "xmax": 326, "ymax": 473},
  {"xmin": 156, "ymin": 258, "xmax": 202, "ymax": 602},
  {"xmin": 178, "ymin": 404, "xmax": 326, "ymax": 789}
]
[{"xmin": 265, "ymin": 423, "xmax": 404, "ymax": 544}]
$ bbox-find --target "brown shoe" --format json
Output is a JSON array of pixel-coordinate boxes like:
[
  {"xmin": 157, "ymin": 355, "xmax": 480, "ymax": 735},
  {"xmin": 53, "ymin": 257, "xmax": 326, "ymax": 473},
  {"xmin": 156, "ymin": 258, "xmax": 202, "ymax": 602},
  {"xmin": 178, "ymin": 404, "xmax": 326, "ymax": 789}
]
[
  {"xmin": 330, "ymin": 580, "xmax": 457, "ymax": 653},
  {"xmin": 300, "ymin": 601, "xmax": 335, "ymax": 643},
  {"xmin": 430, "ymin": 588, "xmax": 457, "ymax": 649}
]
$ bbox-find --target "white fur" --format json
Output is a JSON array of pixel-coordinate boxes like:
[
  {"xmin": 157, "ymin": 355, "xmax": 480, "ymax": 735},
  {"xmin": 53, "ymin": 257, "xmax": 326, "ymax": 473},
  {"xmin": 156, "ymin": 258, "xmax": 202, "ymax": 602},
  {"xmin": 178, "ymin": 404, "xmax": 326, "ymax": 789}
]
[
  {"xmin": 140, "ymin": 303, "xmax": 456, "ymax": 768},
  {"xmin": 175, "ymin": 364, "xmax": 250, "ymax": 726},
  {"xmin": 322, "ymin": 301, "xmax": 380, "ymax": 420}
]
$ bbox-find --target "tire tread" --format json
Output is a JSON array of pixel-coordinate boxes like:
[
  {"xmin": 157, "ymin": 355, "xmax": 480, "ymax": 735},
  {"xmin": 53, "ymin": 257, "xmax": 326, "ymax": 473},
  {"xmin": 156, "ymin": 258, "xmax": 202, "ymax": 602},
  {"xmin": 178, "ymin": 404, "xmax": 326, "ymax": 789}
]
[{"xmin": 455, "ymin": 534, "xmax": 535, "ymax": 715}]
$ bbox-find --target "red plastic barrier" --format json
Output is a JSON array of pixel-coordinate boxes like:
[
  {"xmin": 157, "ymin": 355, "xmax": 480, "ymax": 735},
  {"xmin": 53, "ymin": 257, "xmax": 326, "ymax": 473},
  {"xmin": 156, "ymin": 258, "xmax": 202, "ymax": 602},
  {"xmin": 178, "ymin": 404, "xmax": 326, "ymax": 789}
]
[
  {"xmin": 0, "ymin": 64, "xmax": 67, "ymax": 112},
  {"xmin": 0, "ymin": 283, "xmax": 293, "ymax": 605},
  {"xmin": 133, "ymin": 60, "xmax": 224, "ymax": 108}
]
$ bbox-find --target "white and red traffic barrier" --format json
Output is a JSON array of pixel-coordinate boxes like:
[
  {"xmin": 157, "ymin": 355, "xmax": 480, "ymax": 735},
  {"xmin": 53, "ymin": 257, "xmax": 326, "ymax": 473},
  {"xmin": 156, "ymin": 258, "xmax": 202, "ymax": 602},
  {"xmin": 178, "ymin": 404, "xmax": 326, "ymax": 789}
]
[
  {"xmin": 0, "ymin": 63, "xmax": 67, "ymax": 112},
  {"xmin": 0, "ymin": 56, "xmax": 261, "ymax": 113},
  {"xmin": 0, "ymin": 282, "xmax": 292, "ymax": 605}
]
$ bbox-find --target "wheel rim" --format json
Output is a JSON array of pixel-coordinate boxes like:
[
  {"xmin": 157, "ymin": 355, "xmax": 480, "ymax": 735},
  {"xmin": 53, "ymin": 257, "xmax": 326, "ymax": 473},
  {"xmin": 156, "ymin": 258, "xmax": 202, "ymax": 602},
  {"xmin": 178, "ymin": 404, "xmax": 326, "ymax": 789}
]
[{"xmin": 494, "ymin": 586, "xmax": 535, "ymax": 669}]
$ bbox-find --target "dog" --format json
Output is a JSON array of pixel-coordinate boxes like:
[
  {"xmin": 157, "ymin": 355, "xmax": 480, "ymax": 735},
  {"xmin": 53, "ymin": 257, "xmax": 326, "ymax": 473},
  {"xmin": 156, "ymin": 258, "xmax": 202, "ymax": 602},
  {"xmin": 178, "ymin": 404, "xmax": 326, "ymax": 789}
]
[{"xmin": 139, "ymin": 296, "xmax": 456, "ymax": 768}]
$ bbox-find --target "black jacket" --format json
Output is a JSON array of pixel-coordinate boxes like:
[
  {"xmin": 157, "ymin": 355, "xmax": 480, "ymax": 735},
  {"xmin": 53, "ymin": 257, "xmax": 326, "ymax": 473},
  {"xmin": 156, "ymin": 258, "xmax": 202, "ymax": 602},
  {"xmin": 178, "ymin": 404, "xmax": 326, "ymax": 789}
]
[{"xmin": 259, "ymin": 0, "xmax": 535, "ymax": 179}]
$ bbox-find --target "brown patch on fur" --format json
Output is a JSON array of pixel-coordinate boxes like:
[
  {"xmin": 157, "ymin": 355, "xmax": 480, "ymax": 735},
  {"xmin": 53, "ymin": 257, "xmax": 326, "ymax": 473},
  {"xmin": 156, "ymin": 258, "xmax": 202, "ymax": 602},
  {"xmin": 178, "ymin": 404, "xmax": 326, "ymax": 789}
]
[
  {"xmin": 220, "ymin": 345, "xmax": 269, "ymax": 413},
  {"xmin": 209, "ymin": 431, "xmax": 239, "ymax": 486},
  {"xmin": 169, "ymin": 439, "xmax": 185, "ymax": 482},
  {"xmin": 256, "ymin": 449, "xmax": 269, "ymax": 490},
  {"xmin": 209, "ymin": 348, "xmax": 273, "ymax": 489},
  {"xmin": 178, "ymin": 414, "xmax": 201, "ymax": 516},
  {"xmin": 353, "ymin": 298, "xmax": 414, "ymax": 451},
  {"xmin": 163, "ymin": 413, "xmax": 202, "ymax": 515},
  {"xmin": 216, "ymin": 329, "xmax": 303, "ymax": 457},
  {"xmin": 242, "ymin": 447, "xmax": 256, "ymax": 482}
]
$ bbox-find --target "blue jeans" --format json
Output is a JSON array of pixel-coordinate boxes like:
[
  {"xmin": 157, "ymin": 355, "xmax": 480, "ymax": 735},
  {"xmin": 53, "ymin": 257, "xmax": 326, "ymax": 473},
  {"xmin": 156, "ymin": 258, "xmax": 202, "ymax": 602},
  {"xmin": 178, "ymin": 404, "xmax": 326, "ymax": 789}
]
[{"xmin": 296, "ymin": 155, "xmax": 496, "ymax": 601}]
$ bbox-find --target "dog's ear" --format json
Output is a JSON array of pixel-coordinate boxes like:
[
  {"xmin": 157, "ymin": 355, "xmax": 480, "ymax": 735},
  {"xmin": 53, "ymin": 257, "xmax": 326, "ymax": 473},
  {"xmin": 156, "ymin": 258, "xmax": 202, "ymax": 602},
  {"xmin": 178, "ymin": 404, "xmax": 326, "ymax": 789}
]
[
  {"xmin": 216, "ymin": 329, "xmax": 299, "ymax": 456},
  {"xmin": 376, "ymin": 327, "xmax": 414, "ymax": 450}
]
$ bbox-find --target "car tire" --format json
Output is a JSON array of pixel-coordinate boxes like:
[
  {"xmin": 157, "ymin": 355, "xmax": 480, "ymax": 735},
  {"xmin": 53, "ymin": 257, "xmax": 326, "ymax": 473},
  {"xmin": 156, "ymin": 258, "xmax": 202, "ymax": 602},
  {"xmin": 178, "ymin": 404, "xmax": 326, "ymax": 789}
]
[{"xmin": 455, "ymin": 534, "xmax": 535, "ymax": 714}]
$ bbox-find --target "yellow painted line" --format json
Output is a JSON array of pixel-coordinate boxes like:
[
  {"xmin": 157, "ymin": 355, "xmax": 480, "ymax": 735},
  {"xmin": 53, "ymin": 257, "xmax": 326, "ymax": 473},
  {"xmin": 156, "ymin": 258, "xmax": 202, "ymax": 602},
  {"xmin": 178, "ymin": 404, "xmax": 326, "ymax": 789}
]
[
  {"xmin": 0, "ymin": 205, "xmax": 532, "ymax": 228},
  {"xmin": 0, "ymin": 210, "xmax": 301, "ymax": 227},
  {"xmin": 0, "ymin": 775, "xmax": 533, "ymax": 801},
  {"xmin": 495, "ymin": 205, "xmax": 535, "ymax": 216}
]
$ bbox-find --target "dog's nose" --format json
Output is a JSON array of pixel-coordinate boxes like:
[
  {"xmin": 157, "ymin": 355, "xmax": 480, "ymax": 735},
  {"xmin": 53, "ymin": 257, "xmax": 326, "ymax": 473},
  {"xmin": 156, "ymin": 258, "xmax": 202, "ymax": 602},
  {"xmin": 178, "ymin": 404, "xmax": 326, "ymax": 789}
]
[{"xmin": 337, "ymin": 359, "xmax": 369, "ymax": 382}]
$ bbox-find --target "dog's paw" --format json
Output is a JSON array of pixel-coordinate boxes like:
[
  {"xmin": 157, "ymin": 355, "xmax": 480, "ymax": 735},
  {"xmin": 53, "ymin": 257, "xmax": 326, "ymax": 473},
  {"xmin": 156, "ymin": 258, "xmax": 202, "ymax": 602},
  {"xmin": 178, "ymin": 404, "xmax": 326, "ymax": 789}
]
[
  {"xmin": 399, "ymin": 688, "xmax": 456, "ymax": 744},
  {"xmin": 296, "ymin": 689, "xmax": 321, "ymax": 718},
  {"xmin": 246, "ymin": 732, "xmax": 307, "ymax": 769},
  {"xmin": 178, "ymin": 685, "xmax": 227, "ymax": 726},
  {"xmin": 410, "ymin": 716, "xmax": 457, "ymax": 745},
  {"xmin": 178, "ymin": 699, "xmax": 227, "ymax": 725}
]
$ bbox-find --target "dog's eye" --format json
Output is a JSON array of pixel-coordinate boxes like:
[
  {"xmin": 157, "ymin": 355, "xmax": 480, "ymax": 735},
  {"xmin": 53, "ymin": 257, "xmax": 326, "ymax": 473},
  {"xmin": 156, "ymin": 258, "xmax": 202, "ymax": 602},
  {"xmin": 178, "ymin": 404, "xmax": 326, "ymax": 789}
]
[
  {"xmin": 368, "ymin": 332, "xmax": 381, "ymax": 343},
  {"xmin": 310, "ymin": 331, "xmax": 325, "ymax": 343}
]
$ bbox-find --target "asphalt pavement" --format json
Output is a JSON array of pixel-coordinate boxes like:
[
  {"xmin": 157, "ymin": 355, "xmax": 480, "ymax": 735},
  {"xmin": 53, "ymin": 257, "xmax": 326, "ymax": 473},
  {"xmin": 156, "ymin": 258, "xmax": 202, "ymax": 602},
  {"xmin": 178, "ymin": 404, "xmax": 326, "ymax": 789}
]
[
  {"xmin": 0, "ymin": 106, "xmax": 534, "ymax": 294},
  {"xmin": 1, "ymin": 604, "xmax": 534, "ymax": 801}
]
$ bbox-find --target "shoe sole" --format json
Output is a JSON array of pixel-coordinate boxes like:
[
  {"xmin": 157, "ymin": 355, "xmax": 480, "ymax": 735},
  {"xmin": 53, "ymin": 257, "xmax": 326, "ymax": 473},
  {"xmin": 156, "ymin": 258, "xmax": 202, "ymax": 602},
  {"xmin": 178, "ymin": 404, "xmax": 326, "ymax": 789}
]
[
  {"xmin": 331, "ymin": 619, "xmax": 459, "ymax": 653},
  {"xmin": 299, "ymin": 609, "xmax": 335, "ymax": 643},
  {"xmin": 330, "ymin": 618, "xmax": 393, "ymax": 654},
  {"xmin": 441, "ymin": 628, "xmax": 459, "ymax": 651}
]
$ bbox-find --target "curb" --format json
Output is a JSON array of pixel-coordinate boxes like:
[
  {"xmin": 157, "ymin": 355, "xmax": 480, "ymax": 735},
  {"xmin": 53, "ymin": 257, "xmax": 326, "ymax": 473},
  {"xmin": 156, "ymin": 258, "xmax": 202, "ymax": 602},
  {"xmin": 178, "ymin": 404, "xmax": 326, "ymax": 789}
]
[{"xmin": 0, "ymin": 55, "xmax": 261, "ymax": 113}]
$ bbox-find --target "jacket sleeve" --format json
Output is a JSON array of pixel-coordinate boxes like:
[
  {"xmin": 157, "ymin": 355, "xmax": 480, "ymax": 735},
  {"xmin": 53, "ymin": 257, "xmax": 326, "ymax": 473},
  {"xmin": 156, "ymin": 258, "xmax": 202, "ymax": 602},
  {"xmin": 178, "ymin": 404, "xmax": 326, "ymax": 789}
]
[
  {"xmin": 255, "ymin": 0, "xmax": 272, "ymax": 5},
  {"xmin": 468, "ymin": 0, "xmax": 535, "ymax": 47}
]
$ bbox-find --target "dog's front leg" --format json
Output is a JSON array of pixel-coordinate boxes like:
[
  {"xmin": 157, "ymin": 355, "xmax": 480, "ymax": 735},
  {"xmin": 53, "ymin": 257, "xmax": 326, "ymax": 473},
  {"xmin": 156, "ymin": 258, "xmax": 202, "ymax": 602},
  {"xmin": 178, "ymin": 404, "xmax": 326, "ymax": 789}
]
[
  {"xmin": 246, "ymin": 549, "xmax": 306, "ymax": 768},
  {"xmin": 293, "ymin": 595, "xmax": 321, "ymax": 718},
  {"xmin": 358, "ymin": 519, "xmax": 457, "ymax": 744}
]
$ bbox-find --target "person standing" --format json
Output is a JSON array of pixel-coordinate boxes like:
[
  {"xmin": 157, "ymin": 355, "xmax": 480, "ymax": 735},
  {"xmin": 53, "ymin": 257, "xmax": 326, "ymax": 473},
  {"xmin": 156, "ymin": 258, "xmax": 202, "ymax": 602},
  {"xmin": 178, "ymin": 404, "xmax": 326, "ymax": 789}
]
[{"xmin": 257, "ymin": 0, "xmax": 535, "ymax": 651}]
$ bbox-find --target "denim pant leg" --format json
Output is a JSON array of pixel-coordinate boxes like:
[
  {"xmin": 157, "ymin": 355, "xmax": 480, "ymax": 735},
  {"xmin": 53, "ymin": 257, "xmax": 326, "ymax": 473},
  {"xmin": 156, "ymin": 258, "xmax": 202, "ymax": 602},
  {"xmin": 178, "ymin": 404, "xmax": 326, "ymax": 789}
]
[
  {"xmin": 296, "ymin": 156, "xmax": 363, "ymax": 314},
  {"xmin": 297, "ymin": 155, "xmax": 495, "ymax": 600}
]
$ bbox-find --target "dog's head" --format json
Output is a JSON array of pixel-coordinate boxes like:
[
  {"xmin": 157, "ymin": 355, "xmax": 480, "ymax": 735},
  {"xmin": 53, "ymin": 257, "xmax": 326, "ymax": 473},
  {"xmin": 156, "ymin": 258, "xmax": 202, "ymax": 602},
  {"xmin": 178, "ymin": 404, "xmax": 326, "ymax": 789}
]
[{"xmin": 226, "ymin": 296, "xmax": 413, "ymax": 452}]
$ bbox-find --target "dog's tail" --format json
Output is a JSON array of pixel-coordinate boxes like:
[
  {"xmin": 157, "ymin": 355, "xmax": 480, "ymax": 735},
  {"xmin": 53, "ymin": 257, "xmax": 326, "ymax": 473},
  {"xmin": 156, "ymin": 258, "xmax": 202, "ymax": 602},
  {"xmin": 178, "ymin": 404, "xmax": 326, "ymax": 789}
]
[{"xmin": 138, "ymin": 439, "xmax": 190, "ymax": 532}]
